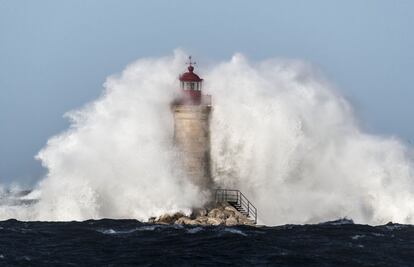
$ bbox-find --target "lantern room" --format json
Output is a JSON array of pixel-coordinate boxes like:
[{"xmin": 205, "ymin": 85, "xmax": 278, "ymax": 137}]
[{"xmin": 179, "ymin": 56, "xmax": 203, "ymax": 105}]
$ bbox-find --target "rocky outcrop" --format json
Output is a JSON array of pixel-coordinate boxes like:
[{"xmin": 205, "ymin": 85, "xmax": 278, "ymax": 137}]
[{"xmin": 150, "ymin": 202, "xmax": 255, "ymax": 226}]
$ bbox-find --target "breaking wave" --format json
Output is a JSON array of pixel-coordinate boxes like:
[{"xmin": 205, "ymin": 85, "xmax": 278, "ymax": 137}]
[{"xmin": 1, "ymin": 50, "xmax": 414, "ymax": 225}]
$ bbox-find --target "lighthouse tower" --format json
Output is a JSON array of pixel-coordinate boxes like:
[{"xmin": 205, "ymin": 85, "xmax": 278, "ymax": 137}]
[{"xmin": 172, "ymin": 57, "xmax": 212, "ymax": 191}]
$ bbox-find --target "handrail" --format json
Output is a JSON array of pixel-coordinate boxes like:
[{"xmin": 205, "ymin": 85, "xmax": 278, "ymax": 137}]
[{"xmin": 215, "ymin": 189, "xmax": 257, "ymax": 224}]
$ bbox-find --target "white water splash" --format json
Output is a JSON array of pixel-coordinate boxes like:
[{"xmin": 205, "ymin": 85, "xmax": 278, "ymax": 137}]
[
  {"xmin": 2, "ymin": 50, "xmax": 414, "ymax": 225},
  {"xmin": 208, "ymin": 54, "xmax": 414, "ymax": 225}
]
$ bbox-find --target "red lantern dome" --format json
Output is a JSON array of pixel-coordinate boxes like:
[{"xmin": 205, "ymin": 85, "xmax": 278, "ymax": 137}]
[
  {"xmin": 178, "ymin": 56, "xmax": 203, "ymax": 105},
  {"xmin": 179, "ymin": 65, "xmax": 203, "ymax": 82}
]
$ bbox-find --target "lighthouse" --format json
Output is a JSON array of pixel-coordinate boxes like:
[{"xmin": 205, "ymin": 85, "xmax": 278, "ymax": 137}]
[
  {"xmin": 164, "ymin": 57, "xmax": 258, "ymax": 225},
  {"xmin": 172, "ymin": 57, "xmax": 212, "ymax": 191}
]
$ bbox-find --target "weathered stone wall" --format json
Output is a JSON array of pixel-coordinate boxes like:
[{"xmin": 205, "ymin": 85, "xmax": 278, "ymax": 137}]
[{"xmin": 172, "ymin": 104, "xmax": 212, "ymax": 190}]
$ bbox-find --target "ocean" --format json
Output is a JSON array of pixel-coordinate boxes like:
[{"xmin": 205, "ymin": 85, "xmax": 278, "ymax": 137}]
[{"xmin": 0, "ymin": 218, "xmax": 412, "ymax": 266}]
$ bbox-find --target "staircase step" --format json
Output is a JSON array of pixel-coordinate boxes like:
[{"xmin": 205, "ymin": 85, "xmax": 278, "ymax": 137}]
[{"xmin": 215, "ymin": 189, "xmax": 257, "ymax": 224}]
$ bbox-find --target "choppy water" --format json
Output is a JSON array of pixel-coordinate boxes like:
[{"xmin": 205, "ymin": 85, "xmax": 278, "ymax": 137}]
[{"xmin": 0, "ymin": 219, "xmax": 412, "ymax": 266}]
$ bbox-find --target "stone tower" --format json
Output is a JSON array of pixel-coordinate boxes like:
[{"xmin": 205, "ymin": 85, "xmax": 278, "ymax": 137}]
[{"xmin": 172, "ymin": 57, "xmax": 212, "ymax": 191}]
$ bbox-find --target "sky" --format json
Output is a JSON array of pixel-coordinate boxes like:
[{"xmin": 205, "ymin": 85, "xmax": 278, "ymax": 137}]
[{"xmin": 0, "ymin": 0, "xmax": 413, "ymax": 186}]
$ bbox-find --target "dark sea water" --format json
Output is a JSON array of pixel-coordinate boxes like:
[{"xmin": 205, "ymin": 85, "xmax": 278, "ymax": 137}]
[{"xmin": 0, "ymin": 218, "xmax": 413, "ymax": 266}]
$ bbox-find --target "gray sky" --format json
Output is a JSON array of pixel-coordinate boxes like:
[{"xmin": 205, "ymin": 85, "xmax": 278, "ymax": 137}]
[{"xmin": 1, "ymin": 0, "xmax": 413, "ymax": 186}]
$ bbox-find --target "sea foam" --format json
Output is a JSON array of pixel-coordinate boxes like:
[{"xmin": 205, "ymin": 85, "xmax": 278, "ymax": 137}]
[{"xmin": 1, "ymin": 50, "xmax": 414, "ymax": 226}]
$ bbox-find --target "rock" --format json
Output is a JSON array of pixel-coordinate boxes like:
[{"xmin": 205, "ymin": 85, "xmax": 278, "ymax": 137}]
[
  {"xmin": 237, "ymin": 216, "xmax": 255, "ymax": 225},
  {"xmin": 195, "ymin": 216, "xmax": 209, "ymax": 224},
  {"xmin": 220, "ymin": 210, "xmax": 229, "ymax": 220},
  {"xmin": 191, "ymin": 208, "xmax": 208, "ymax": 218},
  {"xmin": 223, "ymin": 209, "xmax": 235, "ymax": 218},
  {"xmin": 225, "ymin": 217, "xmax": 238, "ymax": 226},
  {"xmin": 208, "ymin": 208, "xmax": 220, "ymax": 218},
  {"xmin": 152, "ymin": 202, "xmax": 256, "ymax": 227},
  {"xmin": 176, "ymin": 217, "xmax": 198, "ymax": 225},
  {"xmin": 156, "ymin": 212, "xmax": 185, "ymax": 224},
  {"xmin": 224, "ymin": 206, "xmax": 238, "ymax": 213},
  {"xmin": 211, "ymin": 210, "xmax": 228, "ymax": 220},
  {"xmin": 207, "ymin": 217, "xmax": 223, "ymax": 225},
  {"xmin": 233, "ymin": 210, "xmax": 247, "ymax": 220}
]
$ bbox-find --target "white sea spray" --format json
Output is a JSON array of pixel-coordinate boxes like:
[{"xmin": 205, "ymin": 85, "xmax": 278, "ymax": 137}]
[{"xmin": 1, "ymin": 50, "xmax": 414, "ymax": 226}]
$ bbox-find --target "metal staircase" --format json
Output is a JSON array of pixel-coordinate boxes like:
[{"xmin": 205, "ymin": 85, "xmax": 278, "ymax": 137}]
[{"xmin": 215, "ymin": 189, "xmax": 257, "ymax": 224}]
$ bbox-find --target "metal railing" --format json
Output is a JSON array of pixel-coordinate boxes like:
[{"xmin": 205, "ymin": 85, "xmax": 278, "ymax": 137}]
[{"xmin": 215, "ymin": 189, "xmax": 257, "ymax": 224}]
